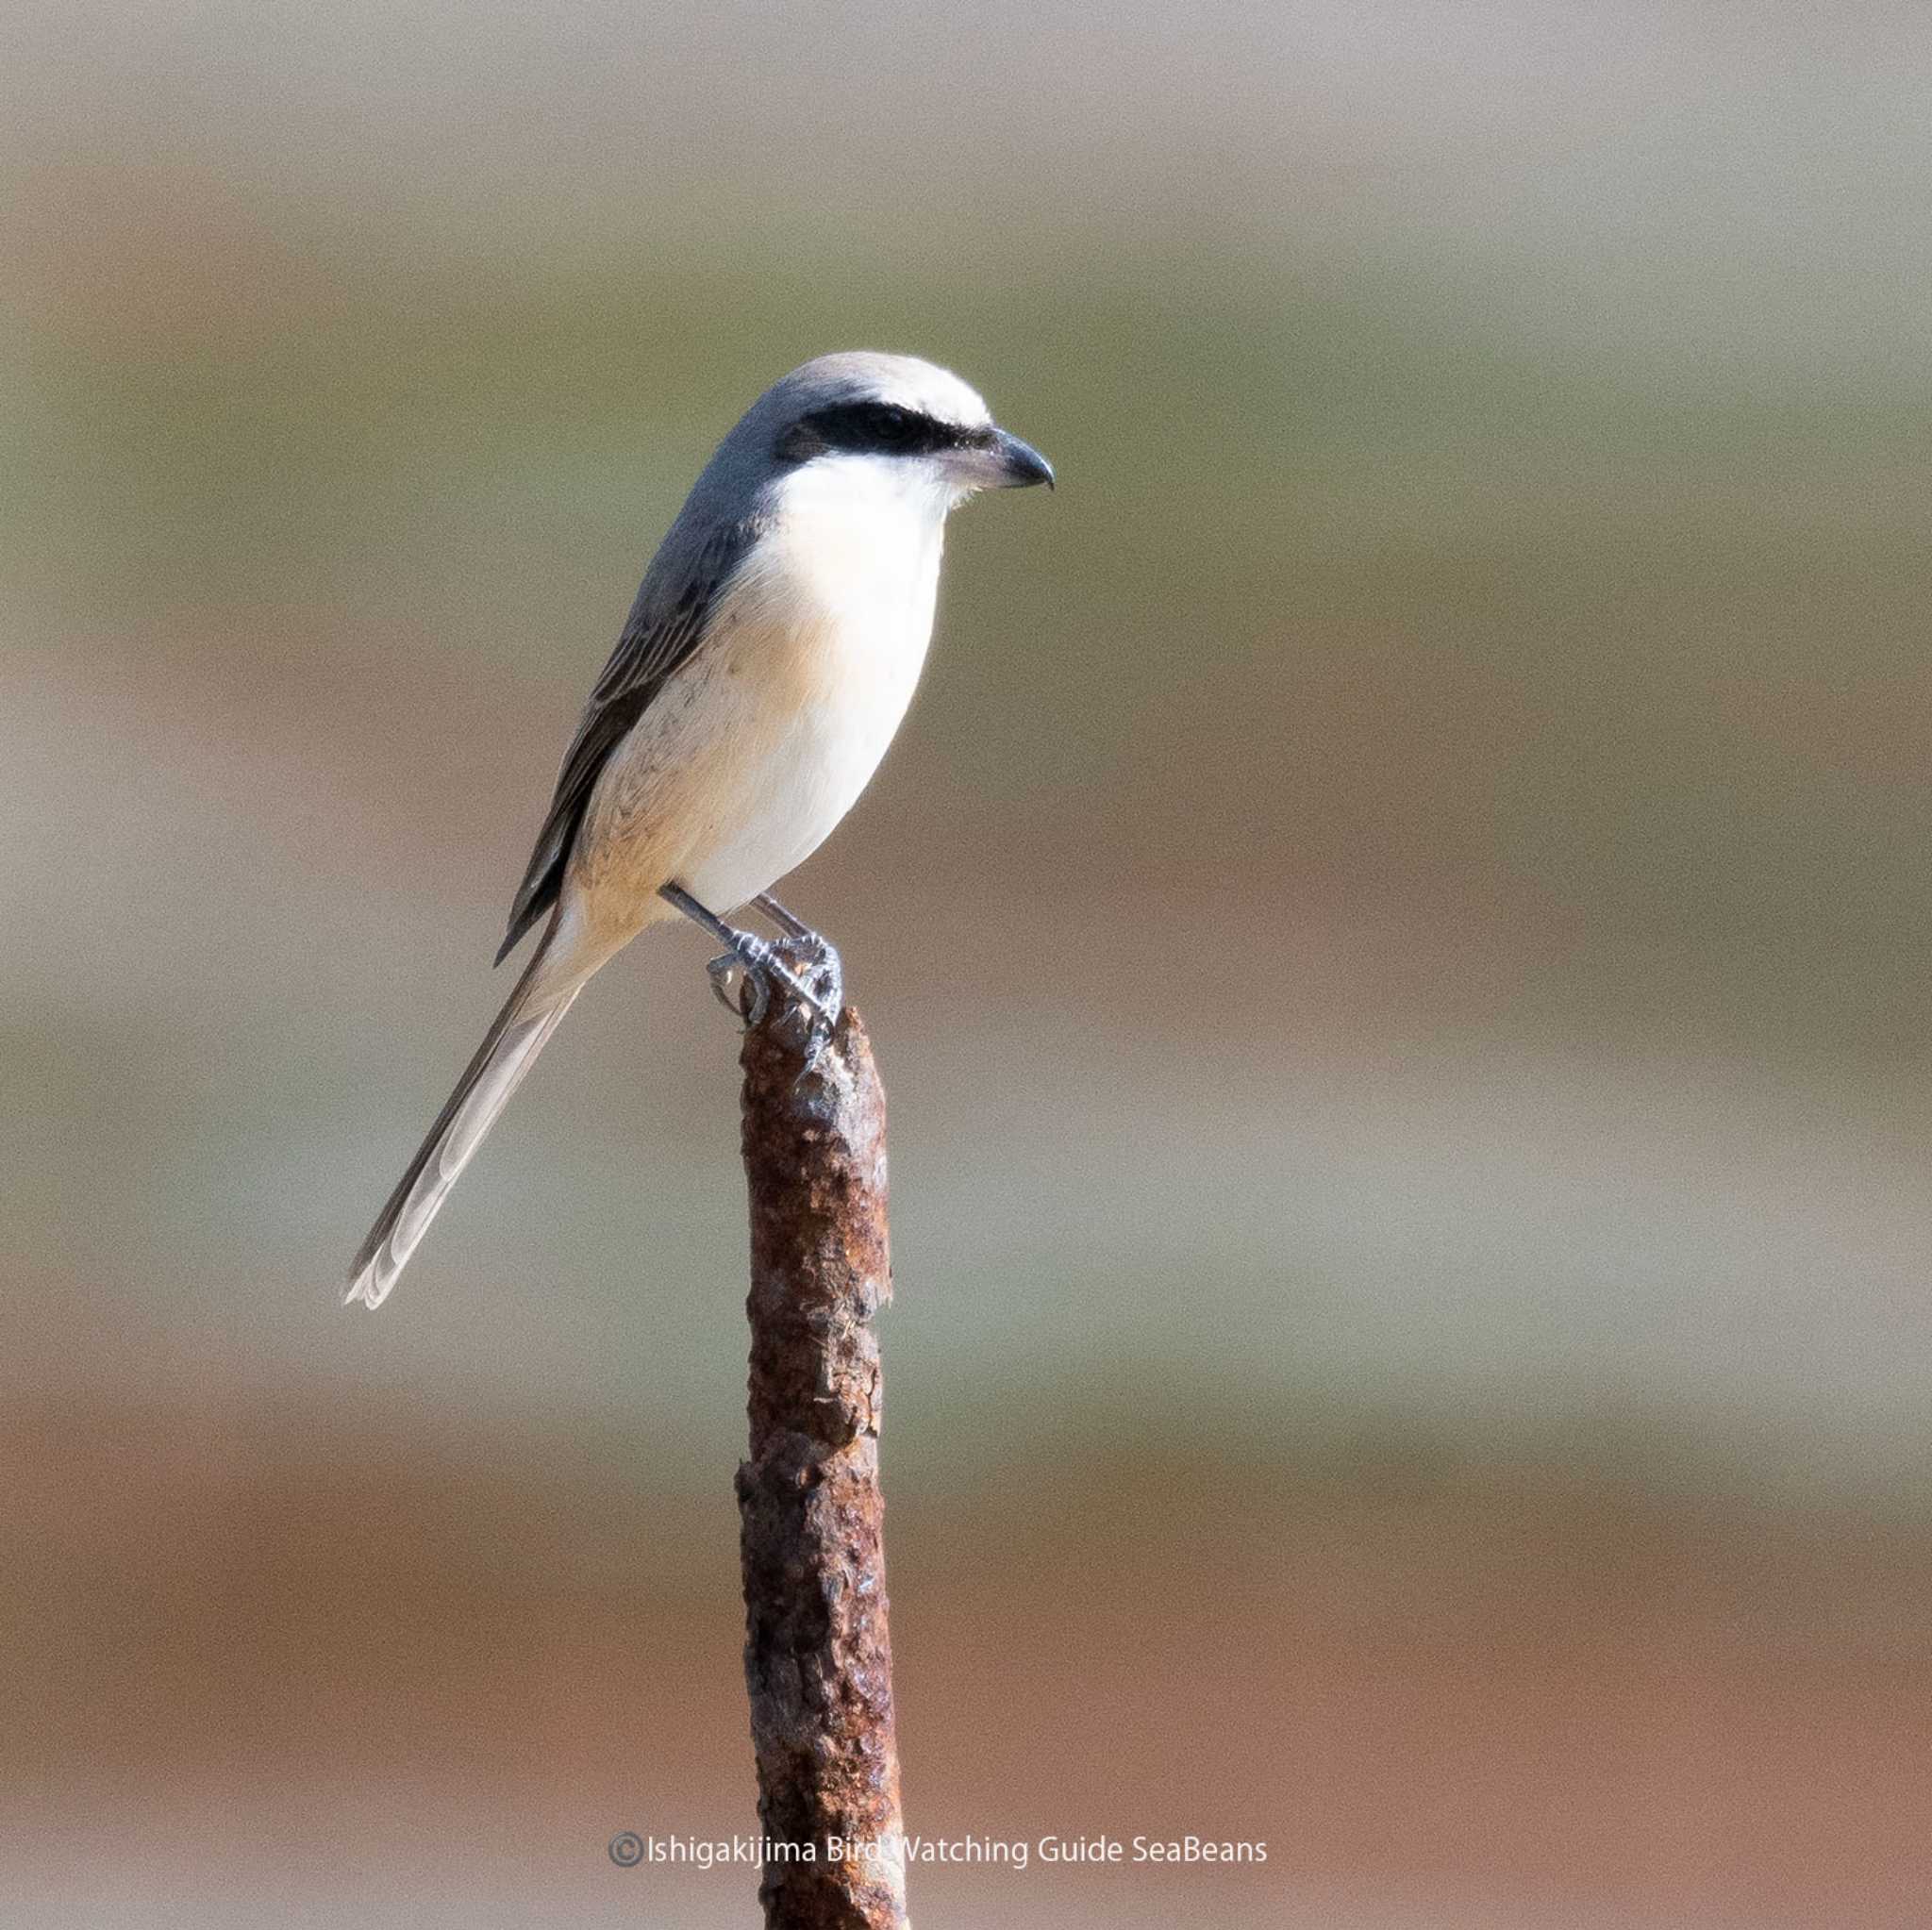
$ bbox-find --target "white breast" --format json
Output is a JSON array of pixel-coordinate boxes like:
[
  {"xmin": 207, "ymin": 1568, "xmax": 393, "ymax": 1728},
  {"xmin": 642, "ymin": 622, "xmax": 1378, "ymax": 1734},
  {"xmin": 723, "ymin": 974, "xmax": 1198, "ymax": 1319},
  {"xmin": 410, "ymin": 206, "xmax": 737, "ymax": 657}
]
[{"xmin": 675, "ymin": 457, "xmax": 946, "ymax": 911}]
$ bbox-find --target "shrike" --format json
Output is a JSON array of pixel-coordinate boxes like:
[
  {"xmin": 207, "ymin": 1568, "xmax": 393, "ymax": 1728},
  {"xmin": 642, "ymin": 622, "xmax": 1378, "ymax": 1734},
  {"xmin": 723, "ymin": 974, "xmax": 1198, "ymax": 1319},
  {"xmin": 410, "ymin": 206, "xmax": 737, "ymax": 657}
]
[{"xmin": 346, "ymin": 351, "xmax": 1053, "ymax": 1309}]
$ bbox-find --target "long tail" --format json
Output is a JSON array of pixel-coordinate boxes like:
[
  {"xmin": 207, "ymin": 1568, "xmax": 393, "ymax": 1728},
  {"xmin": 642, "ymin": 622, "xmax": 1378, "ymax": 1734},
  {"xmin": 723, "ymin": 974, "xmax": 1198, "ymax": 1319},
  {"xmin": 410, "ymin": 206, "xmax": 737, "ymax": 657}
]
[{"xmin": 346, "ymin": 915, "xmax": 583, "ymax": 1309}]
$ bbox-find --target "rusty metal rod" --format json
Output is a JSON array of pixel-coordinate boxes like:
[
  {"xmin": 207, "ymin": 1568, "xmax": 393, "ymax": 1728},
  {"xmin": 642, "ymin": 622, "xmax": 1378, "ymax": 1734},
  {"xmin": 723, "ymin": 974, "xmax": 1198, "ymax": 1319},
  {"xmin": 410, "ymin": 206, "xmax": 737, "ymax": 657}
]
[{"xmin": 736, "ymin": 997, "xmax": 907, "ymax": 1930}]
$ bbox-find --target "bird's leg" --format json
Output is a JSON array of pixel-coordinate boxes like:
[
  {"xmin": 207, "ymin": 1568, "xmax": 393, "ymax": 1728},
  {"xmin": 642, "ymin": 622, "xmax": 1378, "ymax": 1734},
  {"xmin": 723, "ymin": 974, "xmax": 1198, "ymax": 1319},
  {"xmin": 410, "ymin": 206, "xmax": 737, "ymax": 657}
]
[
  {"xmin": 750, "ymin": 890, "xmax": 814, "ymax": 940},
  {"xmin": 751, "ymin": 891, "xmax": 844, "ymax": 1022},
  {"xmin": 658, "ymin": 883, "xmax": 835, "ymax": 1035}
]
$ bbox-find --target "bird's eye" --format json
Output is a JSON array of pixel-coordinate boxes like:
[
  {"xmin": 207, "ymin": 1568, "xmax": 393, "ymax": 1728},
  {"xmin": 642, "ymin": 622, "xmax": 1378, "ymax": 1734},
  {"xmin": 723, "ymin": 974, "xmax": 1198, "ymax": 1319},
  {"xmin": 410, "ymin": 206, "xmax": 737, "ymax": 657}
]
[{"xmin": 783, "ymin": 399, "xmax": 941, "ymax": 463}]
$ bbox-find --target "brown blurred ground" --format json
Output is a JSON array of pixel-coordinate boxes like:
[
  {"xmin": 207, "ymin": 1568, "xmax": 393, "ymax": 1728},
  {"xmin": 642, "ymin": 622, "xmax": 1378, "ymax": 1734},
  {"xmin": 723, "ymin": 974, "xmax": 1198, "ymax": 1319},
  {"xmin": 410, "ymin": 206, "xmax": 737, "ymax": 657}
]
[{"xmin": 8, "ymin": 1389, "xmax": 1927, "ymax": 1926}]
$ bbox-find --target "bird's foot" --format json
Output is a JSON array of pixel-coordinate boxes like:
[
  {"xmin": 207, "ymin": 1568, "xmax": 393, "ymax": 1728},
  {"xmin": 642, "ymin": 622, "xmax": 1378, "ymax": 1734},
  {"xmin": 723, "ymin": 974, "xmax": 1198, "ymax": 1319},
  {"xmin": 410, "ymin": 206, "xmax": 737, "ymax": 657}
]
[
  {"xmin": 753, "ymin": 895, "xmax": 843, "ymax": 1069},
  {"xmin": 705, "ymin": 927, "xmax": 837, "ymax": 1042},
  {"xmin": 774, "ymin": 934, "xmax": 841, "ymax": 1073},
  {"xmin": 772, "ymin": 932, "xmax": 842, "ymax": 1023}
]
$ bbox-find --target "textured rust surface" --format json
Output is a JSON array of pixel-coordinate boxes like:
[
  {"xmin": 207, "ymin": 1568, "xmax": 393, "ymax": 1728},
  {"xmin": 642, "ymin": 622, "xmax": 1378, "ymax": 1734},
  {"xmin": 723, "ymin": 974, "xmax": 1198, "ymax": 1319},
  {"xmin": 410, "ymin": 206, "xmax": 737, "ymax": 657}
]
[{"xmin": 737, "ymin": 1005, "xmax": 906, "ymax": 1930}]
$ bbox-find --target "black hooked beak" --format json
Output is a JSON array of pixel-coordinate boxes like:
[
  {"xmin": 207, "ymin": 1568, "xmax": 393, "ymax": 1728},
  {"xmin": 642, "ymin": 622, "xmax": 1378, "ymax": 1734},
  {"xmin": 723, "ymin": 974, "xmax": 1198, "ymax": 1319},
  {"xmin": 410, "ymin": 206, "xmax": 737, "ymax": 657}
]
[{"xmin": 991, "ymin": 427, "xmax": 1055, "ymax": 490}]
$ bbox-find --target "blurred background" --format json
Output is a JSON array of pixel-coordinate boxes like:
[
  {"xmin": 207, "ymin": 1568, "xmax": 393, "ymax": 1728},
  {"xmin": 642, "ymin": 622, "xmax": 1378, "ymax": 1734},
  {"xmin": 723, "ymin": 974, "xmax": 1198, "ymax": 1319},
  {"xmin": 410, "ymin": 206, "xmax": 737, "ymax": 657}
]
[{"xmin": 7, "ymin": 1, "xmax": 1930, "ymax": 1923}]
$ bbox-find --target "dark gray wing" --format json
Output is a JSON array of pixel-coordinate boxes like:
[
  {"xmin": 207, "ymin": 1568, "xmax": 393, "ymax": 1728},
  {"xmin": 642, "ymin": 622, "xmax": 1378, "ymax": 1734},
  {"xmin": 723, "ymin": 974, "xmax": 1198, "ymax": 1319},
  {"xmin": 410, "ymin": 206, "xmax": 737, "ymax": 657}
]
[{"xmin": 495, "ymin": 515, "xmax": 761, "ymax": 963}]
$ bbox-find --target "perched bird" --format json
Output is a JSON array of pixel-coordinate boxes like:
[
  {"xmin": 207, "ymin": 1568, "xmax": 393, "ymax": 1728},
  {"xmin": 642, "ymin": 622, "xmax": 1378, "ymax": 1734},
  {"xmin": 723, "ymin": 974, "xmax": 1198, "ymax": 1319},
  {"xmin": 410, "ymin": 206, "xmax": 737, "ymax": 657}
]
[{"xmin": 346, "ymin": 352, "xmax": 1054, "ymax": 1308}]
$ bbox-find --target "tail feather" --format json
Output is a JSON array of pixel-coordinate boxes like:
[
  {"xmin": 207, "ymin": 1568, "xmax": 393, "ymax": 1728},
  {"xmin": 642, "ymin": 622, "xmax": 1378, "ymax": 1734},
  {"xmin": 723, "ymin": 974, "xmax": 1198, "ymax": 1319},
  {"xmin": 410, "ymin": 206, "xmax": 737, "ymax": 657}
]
[{"xmin": 346, "ymin": 921, "xmax": 579, "ymax": 1309}]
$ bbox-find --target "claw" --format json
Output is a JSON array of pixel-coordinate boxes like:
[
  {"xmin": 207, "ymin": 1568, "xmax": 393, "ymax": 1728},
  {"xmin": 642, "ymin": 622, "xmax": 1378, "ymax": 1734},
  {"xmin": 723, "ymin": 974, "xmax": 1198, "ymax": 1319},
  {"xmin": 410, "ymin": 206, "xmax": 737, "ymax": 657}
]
[
  {"xmin": 707, "ymin": 952, "xmax": 770, "ymax": 1026},
  {"xmin": 798, "ymin": 1020, "xmax": 835, "ymax": 1079},
  {"xmin": 774, "ymin": 933, "xmax": 843, "ymax": 1022}
]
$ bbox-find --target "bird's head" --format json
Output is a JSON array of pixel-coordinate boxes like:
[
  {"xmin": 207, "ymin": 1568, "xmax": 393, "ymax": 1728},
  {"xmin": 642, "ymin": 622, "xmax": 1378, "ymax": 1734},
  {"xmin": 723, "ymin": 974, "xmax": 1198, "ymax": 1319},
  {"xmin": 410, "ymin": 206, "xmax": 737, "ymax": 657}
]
[{"xmin": 733, "ymin": 352, "xmax": 1053, "ymax": 516}]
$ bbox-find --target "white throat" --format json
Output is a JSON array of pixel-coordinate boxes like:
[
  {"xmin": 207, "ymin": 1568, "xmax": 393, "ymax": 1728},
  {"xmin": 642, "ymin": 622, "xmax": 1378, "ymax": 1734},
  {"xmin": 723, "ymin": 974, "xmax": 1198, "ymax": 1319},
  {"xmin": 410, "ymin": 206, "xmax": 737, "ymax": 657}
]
[{"xmin": 758, "ymin": 451, "xmax": 952, "ymax": 638}]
